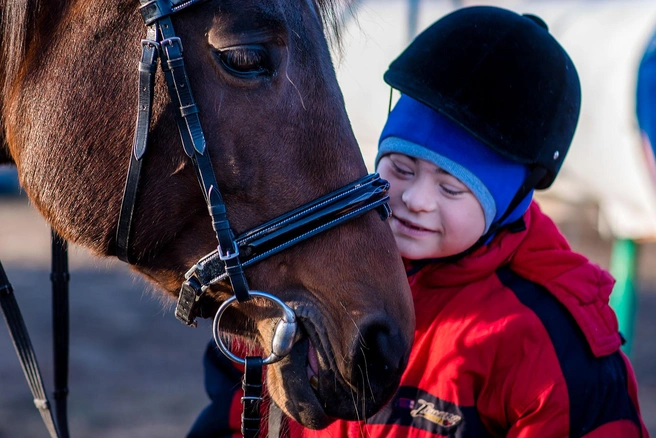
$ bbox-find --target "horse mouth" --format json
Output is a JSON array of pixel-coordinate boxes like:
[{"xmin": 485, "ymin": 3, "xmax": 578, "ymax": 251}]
[
  {"xmin": 271, "ymin": 315, "xmax": 395, "ymax": 430},
  {"xmin": 267, "ymin": 333, "xmax": 322, "ymax": 428},
  {"xmin": 306, "ymin": 337, "xmax": 320, "ymax": 391}
]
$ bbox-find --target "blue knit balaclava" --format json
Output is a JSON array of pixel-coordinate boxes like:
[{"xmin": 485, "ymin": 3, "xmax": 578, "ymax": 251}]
[{"xmin": 376, "ymin": 95, "xmax": 534, "ymax": 235}]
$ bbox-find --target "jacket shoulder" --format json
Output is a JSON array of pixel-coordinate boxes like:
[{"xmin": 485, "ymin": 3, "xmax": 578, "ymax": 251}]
[{"xmin": 491, "ymin": 267, "xmax": 642, "ymax": 435}]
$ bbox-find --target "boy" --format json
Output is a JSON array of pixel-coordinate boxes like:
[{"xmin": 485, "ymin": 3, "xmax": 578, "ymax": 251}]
[
  {"xmin": 301, "ymin": 6, "xmax": 648, "ymax": 437},
  {"xmin": 191, "ymin": 6, "xmax": 648, "ymax": 437}
]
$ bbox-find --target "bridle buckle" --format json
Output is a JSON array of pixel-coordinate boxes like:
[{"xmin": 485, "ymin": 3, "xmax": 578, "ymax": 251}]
[
  {"xmin": 218, "ymin": 241, "xmax": 240, "ymax": 261},
  {"xmin": 175, "ymin": 277, "xmax": 204, "ymax": 326},
  {"xmin": 160, "ymin": 36, "xmax": 183, "ymax": 52},
  {"xmin": 140, "ymin": 39, "xmax": 160, "ymax": 50}
]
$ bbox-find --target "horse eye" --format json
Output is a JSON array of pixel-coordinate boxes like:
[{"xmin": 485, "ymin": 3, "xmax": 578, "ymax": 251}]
[{"xmin": 214, "ymin": 46, "xmax": 272, "ymax": 79}]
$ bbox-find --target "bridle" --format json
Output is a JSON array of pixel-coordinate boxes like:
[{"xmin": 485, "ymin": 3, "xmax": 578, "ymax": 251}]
[
  {"xmin": 5, "ymin": 1, "xmax": 390, "ymax": 438},
  {"xmin": 117, "ymin": 0, "xmax": 391, "ymax": 324},
  {"xmin": 114, "ymin": 1, "xmax": 392, "ymax": 436}
]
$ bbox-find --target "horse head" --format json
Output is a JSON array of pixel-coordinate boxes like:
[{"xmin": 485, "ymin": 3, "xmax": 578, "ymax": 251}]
[{"xmin": 1, "ymin": 0, "xmax": 415, "ymax": 428}]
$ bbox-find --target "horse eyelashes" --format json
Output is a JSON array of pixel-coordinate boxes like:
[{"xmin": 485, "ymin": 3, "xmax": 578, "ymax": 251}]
[
  {"xmin": 227, "ymin": 49, "xmax": 263, "ymax": 69},
  {"xmin": 214, "ymin": 46, "xmax": 272, "ymax": 79}
]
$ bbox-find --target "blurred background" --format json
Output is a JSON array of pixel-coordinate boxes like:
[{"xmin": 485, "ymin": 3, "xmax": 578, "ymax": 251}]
[{"xmin": 1, "ymin": 0, "xmax": 655, "ymax": 436}]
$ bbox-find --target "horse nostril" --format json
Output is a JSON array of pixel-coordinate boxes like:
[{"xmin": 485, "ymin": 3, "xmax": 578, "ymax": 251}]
[{"xmin": 349, "ymin": 319, "xmax": 410, "ymax": 405}]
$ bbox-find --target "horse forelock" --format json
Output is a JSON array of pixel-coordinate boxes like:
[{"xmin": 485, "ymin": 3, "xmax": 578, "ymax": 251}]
[{"xmin": 314, "ymin": 0, "xmax": 355, "ymax": 53}]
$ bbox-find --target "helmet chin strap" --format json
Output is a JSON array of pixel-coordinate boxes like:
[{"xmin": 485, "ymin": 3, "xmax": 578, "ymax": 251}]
[
  {"xmin": 388, "ymin": 86, "xmax": 395, "ymax": 114},
  {"xmin": 477, "ymin": 166, "xmax": 548, "ymax": 243}
]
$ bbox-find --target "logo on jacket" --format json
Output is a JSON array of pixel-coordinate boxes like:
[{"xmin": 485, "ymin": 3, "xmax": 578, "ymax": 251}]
[
  {"xmin": 410, "ymin": 398, "xmax": 462, "ymax": 427},
  {"xmin": 367, "ymin": 387, "xmax": 490, "ymax": 435}
]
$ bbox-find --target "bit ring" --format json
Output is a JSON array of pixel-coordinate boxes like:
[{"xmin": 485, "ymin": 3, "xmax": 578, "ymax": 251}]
[{"xmin": 212, "ymin": 291, "xmax": 297, "ymax": 365}]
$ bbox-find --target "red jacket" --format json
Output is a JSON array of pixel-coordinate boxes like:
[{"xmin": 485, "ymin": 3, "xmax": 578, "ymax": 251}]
[
  {"xmin": 295, "ymin": 202, "xmax": 648, "ymax": 437},
  {"xmin": 189, "ymin": 202, "xmax": 648, "ymax": 437}
]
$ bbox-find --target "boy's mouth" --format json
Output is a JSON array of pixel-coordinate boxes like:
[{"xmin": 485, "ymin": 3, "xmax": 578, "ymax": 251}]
[{"xmin": 393, "ymin": 215, "xmax": 435, "ymax": 233}]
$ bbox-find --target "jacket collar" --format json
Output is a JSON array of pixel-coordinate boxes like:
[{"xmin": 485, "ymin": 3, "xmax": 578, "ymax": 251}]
[{"xmin": 406, "ymin": 201, "xmax": 621, "ymax": 357}]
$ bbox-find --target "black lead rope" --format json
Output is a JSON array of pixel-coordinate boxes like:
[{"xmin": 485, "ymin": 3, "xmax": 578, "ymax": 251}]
[
  {"xmin": 0, "ymin": 228, "xmax": 70, "ymax": 438},
  {"xmin": 51, "ymin": 230, "xmax": 70, "ymax": 438},
  {"xmin": 0, "ymin": 261, "xmax": 59, "ymax": 438}
]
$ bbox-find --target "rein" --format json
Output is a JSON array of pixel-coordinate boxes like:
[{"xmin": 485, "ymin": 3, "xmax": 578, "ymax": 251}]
[
  {"xmin": 2, "ymin": 0, "xmax": 392, "ymax": 437},
  {"xmin": 0, "ymin": 231, "xmax": 70, "ymax": 438}
]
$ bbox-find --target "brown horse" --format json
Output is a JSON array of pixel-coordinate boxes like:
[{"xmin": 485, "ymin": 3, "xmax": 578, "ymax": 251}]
[{"xmin": 0, "ymin": 0, "xmax": 415, "ymax": 430}]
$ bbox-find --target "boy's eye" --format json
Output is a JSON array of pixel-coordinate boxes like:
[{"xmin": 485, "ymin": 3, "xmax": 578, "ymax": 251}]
[
  {"xmin": 441, "ymin": 185, "xmax": 464, "ymax": 196},
  {"xmin": 392, "ymin": 163, "xmax": 414, "ymax": 176}
]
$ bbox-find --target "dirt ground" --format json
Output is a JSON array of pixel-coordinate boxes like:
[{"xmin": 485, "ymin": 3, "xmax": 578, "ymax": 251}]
[
  {"xmin": 0, "ymin": 195, "xmax": 210, "ymax": 438},
  {"xmin": 1, "ymin": 192, "xmax": 655, "ymax": 437}
]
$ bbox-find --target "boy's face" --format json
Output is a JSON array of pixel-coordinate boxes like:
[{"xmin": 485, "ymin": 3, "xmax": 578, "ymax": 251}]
[{"xmin": 378, "ymin": 153, "xmax": 486, "ymax": 260}]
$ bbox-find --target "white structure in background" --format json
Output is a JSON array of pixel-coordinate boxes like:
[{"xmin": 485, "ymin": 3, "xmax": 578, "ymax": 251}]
[{"xmin": 335, "ymin": 0, "xmax": 656, "ymax": 241}]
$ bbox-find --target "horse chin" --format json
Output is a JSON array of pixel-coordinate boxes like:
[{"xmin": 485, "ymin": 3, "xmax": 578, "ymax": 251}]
[
  {"xmin": 269, "ymin": 333, "xmax": 396, "ymax": 430},
  {"xmin": 268, "ymin": 337, "xmax": 330, "ymax": 429}
]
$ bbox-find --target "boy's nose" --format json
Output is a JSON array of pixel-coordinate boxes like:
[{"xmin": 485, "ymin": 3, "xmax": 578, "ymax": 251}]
[{"xmin": 401, "ymin": 179, "xmax": 437, "ymax": 212}]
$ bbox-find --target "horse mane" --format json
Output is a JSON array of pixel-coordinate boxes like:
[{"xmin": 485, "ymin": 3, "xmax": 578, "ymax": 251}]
[
  {"xmin": 1, "ymin": 0, "xmax": 40, "ymax": 94},
  {"xmin": 0, "ymin": 0, "xmax": 34, "ymax": 163},
  {"xmin": 315, "ymin": 0, "xmax": 357, "ymax": 54},
  {"xmin": 0, "ymin": 0, "xmax": 66, "ymax": 163}
]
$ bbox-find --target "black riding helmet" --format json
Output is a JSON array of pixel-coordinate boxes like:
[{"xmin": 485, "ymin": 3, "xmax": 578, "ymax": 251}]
[{"xmin": 384, "ymin": 6, "xmax": 581, "ymax": 192}]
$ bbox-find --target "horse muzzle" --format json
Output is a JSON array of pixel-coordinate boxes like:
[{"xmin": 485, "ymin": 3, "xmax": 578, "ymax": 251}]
[
  {"xmin": 269, "ymin": 309, "xmax": 412, "ymax": 429},
  {"xmin": 315, "ymin": 316, "xmax": 411, "ymax": 420}
]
